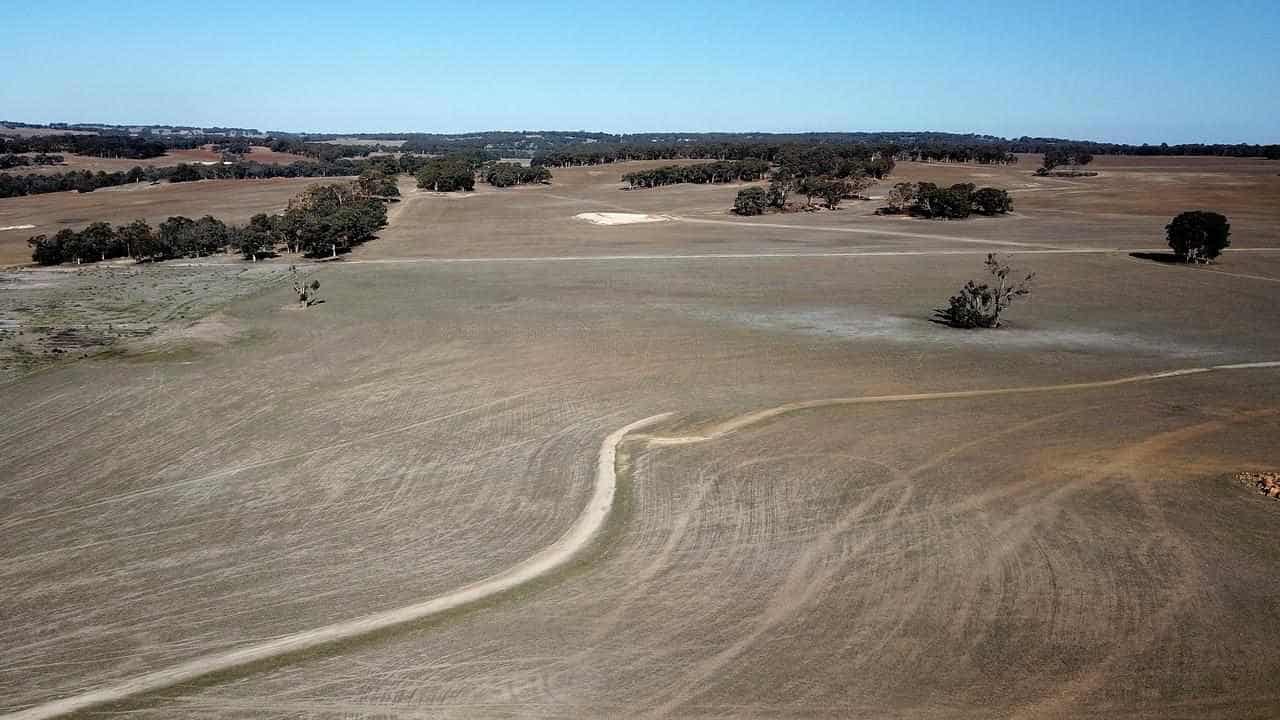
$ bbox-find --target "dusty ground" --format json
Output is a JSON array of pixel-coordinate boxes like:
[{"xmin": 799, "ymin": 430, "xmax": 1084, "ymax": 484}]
[{"xmin": 1, "ymin": 156, "xmax": 1279, "ymax": 719}]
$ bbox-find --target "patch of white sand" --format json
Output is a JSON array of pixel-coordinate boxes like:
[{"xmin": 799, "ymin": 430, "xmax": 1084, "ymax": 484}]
[
  {"xmin": 0, "ymin": 224, "xmax": 36, "ymax": 232},
  {"xmin": 575, "ymin": 212, "xmax": 670, "ymax": 226}
]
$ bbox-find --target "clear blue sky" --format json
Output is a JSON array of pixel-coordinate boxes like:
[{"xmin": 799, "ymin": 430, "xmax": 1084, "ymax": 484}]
[{"xmin": 2, "ymin": 0, "xmax": 1277, "ymax": 143}]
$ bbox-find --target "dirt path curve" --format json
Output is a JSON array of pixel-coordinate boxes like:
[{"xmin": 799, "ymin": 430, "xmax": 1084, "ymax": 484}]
[
  {"xmin": 646, "ymin": 360, "xmax": 1280, "ymax": 448},
  {"xmin": 2, "ymin": 413, "xmax": 674, "ymax": 720},
  {"xmin": 9, "ymin": 360, "xmax": 1280, "ymax": 720}
]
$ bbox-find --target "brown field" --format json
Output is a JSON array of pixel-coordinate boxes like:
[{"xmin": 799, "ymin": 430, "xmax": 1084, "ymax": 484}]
[
  {"xmin": 2, "ymin": 156, "xmax": 1279, "ymax": 719},
  {"xmin": 10, "ymin": 146, "xmax": 314, "ymax": 177}
]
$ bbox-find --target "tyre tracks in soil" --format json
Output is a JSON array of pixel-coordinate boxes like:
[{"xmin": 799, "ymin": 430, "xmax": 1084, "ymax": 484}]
[{"xmin": 6, "ymin": 359, "xmax": 1280, "ymax": 720}]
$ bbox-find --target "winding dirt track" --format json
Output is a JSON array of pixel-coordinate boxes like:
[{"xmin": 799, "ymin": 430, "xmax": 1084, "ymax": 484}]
[
  {"xmin": 2, "ymin": 414, "xmax": 673, "ymax": 720},
  {"xmin": 7, "ymin": 361, "xmax": 1278, "ymax": 720}
]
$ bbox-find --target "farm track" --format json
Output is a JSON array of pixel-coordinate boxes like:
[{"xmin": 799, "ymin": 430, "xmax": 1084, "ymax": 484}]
[{"xmin": 6, "ymin": 360, "xmax": 1278, "ymax": 719}]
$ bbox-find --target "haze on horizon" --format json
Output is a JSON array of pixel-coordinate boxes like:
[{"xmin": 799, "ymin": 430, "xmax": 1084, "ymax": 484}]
[{"xmin": 2, "ymin": 0, "xmax": 1278, "ymax": 144}]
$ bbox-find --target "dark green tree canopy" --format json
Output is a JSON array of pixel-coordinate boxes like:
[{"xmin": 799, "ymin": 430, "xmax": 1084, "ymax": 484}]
[{"xmin": 1166, "ymin": 211, "xmax": 1230, "ymax": 262}]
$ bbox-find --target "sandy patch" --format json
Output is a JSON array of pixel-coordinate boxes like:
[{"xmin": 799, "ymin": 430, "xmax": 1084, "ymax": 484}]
[
  {"xmin": 0, "ymin": 225, "xmax": 36, "ymax": 232},
  {"xmin": 129, "ymin": 312, "xmax": 246, "ymax": 353},
  {"xmin": 575, "ymin": 212, "xmax": 670, "ymax": 226}
]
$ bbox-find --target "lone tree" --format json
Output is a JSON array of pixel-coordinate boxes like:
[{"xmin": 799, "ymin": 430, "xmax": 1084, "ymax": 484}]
[
  {"xmin": 1166, "ymin": 211, "xmax": 1230, "ymax": 263},
  {"xmin": 733, "ymin": 187, "xmax": 768, "ymax": 216},
  {"xmin": 935, "ymin": 254, "xmax": 1035, "ymax": 328},
  {"xmin": 290, "ymin": 265, "xmax": 321, "ymax": 307}
]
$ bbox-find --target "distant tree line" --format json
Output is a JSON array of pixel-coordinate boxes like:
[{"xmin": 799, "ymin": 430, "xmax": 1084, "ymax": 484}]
[
  {"xmin": 26, "ymin": 177, "xmax": 393, "ymax": 265},
  {"xmin": 0, "ymin": 153, "xmax": 63, "ymax": 169},
  {"xmin": 0, "ymin": 131, "xmax": 379, "ymax": 165},
  {"xmin": 900, "ymin": 146, "xmax": 1019, "ymax": 164},
  {"xmin": 0, "ymin": 134, "xmax": 169, "ymax": 159},
  {"xmin": 1009, "ymin": 137, "xmax": 1280, "ymax": 159},
  {"xmin": 484, "ymin": 162, "xmax": 552, "ymax": 187},
  {"xmin": 1036, "ymin": 148, "xmax": 1095, "ymax": 176},
  {"xmin": 879, "ymin": 182, "xmax": 1012, "ymax": 219},
  {"xmin": 623, "ymin": 160, "xmax": 769, "ymax": 189},
  {"xmin": 263, "ymin": 137, "xmax": 377, "ymax": 162},
  {"xmin": 7, "ymin": 127, "xmax": 1278, "ymax": 165},
  {"xmin": 0, "ymin": 158, "xmax": 383, "ymax": 199}
]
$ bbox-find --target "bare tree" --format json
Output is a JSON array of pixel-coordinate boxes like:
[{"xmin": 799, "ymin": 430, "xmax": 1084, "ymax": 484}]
[
  {"xmin": 934, "ymin": 254, "xmax": 1034, "ymax": 328},
  {"xmin": 290, "ymin": 265, "xmax": 322, "ymax": 307}
]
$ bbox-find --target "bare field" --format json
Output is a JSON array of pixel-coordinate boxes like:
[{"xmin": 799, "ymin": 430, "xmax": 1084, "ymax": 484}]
[
  {"xmin": 2, "ymin": 156, "xmax": 1279, "ymax": 718},
  {"xmin": 11, "ymin": 146, "xmax": 314, "ymax": 176}
]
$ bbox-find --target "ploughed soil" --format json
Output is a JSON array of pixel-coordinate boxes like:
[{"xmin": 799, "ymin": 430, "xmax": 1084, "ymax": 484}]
[{"xmin": 1, "ymin": 156, "xmax": 1278, "ymax": 718}]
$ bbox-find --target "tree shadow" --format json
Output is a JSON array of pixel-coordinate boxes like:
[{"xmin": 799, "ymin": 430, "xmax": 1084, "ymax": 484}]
[{"xmin": 1130, "ymin": 251, "xmax": 1187, "ymax": 265}]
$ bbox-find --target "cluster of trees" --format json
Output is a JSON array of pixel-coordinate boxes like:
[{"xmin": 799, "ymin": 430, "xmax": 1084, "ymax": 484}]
[
  {"xmin": 415, "ymin": 158, "xmax": 477, "ymax": 192},
  {"xmin": 881, "ymin": 182, "xmax": 1012, "ymax": 219},
  {"xmin": 0, "ymin": 133, "xmax": 168, "ymax": 159},
  {"xmin": 264, "ymin": 137, "xmax": 375, "ymax": 162},
  {"xmin": 0, "ymin": 153, "xmax": 62, "ymax": 169},
  {"xmin": 29, "ymin": 217, "xmax": 238, "ymax": 265},
  {"xmin": 483, "ymin": 162, "xmax": 552, "ymax": 187},
  {"xmin": 724, "ymin": 145, "xmax": 897, "ymax": 215},
  {"xmin": 623, "ymin": 160, "xmax": 769, "ymax": 189},
  {"xmin": 1037, "ymin": 148, "xmax": 1095, "ymax": 175},
  {"xmin": 410, "ymin": 153, "xmax": 553, "ymax": 191},
  {"xmin": 0, "ymin": 169, "xmax": 143, "ymax": 197},
  {"xmin": 163, "ymin": 159, "xmax": 364, "ymax": 183},
  {"xmin": 27, "ymin": 178, "xmax": 392, "ymax": 265},
  {"xmin": 733, "ymin": 175, "xmax": 874, "ymax": 215},
  {"xmin": 0, "ymin": 157, "xmax": 384, "ymax": 198},
  {"xmin": 901, "ymin": 147, "xmax": 1018, "ymax": 164}
]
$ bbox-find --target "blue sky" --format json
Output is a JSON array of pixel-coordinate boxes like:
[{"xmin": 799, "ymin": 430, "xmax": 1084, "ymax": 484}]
[{"xmin": 2, "ymin": 0, "xmax": 1277, "ymax": 143}]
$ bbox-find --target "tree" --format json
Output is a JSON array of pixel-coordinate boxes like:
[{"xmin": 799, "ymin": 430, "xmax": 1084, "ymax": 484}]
[
  {"xmin": 816, "ymin": 178, "xmax": 851, "ymax": 209},
  {"xmin": 190, "ymin": 216, "xmax": 229, "ymax": 256},
  {"xmin": 1166, "ymin": 211, "xmax": 1230, "ymax": 263},
  {"xmin": 844, "ymin": 173, "xmax": 874, "ymax": 199},
  {"xmin": 115, "ymin": 219, "xmax": 154, "ymax": 260},
  {"xmin": 79, "ymin": 222, "xmax": 119, "ymax": 261},
  {"xmin": 935, "ymin": 254, "xmax": 1035, "ymax": 328},
  {"xmin": 169, "ymin": 163, "xmax": 203, "ymax": 183},
  {"xmin": 883, "ymin": 182, "xmax": 916, "ymax": 213},
  {"xmin": 357, "ymin": 169, "xmax": 399, "ymax": 198},
  {"xmin": 28, "ymin": 234, "xmax": 64, "ymax": 265},
  {"xmin": 232, "ymin": 222, "xmax": 272, "ymax": 262},
  {"xmin": 972, "ymin": 187, "xmax": 1013, "ymax": 215},
  {"xmin": 733, "ymin": 187, "xmax": 768, "ymax": 215},
  {"xmin": 415, "ymin": 159, "xmax": 476, "ymax": 192},
  {"xmin": 914, "ymin": 183, "xmax": 973, "ymax": 219},
  {"xmin": 157, "ymin": 216, "xmax": 195, "ymax": 259},
  {"xmin": 290, "ymin": 265, "xmax": 321, "ymax": 307}
]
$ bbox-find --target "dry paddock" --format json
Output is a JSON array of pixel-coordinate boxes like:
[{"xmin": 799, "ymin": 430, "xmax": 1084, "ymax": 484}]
[{"xmin": 1, "ymin": 157, "xmax": 1279, "ymax": 718}]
